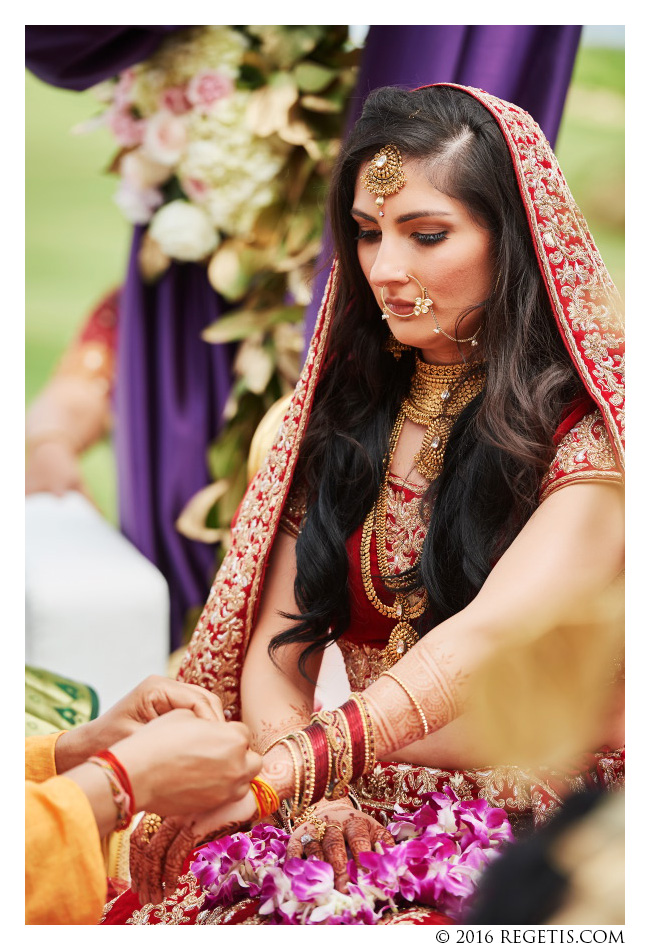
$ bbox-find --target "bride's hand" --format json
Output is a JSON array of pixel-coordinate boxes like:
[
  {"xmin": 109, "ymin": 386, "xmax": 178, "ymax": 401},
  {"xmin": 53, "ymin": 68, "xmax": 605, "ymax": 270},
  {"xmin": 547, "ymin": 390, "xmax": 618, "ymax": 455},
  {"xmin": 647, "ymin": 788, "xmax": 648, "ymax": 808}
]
[
  {"xmin": 286, "ymin": 798, "xmax": 394, "ymax": 892},
  {"xmin": 129, "ymin": 791, "xmax": 258, "ymax": 906}
]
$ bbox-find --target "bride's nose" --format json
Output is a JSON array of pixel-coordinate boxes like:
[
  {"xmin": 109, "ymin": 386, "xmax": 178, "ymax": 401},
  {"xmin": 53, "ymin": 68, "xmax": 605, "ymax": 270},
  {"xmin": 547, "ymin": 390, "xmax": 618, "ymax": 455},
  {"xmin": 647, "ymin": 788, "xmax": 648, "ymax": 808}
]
[{"xmin": 369, "ymin": 258, "xmax": 411, "ymax": 293}]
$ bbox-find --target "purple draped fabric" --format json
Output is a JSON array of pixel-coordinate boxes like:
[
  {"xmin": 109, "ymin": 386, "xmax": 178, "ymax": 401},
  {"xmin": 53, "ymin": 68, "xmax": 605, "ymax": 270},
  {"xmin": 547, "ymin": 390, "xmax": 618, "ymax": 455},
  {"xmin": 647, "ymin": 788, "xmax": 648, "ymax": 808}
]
[
  {"xmin": 25, "ymin": 26, "xmax": 183, "ymax": 90},
  {"xmin": 115, "ymin": 232, "xmax": 234, "ymax": 642},
  {"xmin": 303, "ymin": 24, "xmax": 582, "ymax": 346},
  {"xmin": 26, "ymin": 24, "xmax": 580, "ymax": 648}
]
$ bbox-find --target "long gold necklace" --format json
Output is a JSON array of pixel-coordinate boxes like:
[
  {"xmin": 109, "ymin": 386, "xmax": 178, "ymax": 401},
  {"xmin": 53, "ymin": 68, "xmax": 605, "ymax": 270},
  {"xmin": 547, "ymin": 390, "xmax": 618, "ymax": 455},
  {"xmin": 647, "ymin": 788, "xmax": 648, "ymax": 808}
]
[{"xmin": 360, "ymin": 357, "xmax": 486, "ymax": 668}]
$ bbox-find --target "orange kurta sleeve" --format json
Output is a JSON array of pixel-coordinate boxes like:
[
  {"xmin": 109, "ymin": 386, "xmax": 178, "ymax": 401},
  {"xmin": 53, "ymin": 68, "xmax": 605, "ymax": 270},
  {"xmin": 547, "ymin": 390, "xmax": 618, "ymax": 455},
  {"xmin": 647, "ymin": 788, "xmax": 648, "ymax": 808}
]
[
  {"xmin": 25, "ymin": 734, "xmax": 107, "ymax": 924},
  {"xmin": 25, "ymin": 732, "xmax": 64, "ymax": 782}
]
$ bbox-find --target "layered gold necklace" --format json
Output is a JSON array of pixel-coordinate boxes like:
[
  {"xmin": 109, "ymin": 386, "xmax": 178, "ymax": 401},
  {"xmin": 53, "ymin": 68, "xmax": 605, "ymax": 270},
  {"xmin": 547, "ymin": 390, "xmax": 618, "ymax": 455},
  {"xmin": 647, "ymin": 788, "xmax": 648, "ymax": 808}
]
[{"xmin": 360, "ymin": 356, "xmax": 486, "ymax": 668}]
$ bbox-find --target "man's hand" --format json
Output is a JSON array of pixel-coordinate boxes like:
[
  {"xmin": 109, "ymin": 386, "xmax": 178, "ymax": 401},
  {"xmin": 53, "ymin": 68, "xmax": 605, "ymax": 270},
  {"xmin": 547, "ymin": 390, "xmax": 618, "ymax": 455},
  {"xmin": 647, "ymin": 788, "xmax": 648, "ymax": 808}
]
[
  {"xmin": 127, "ymin": 733, "xmax": 262, "ymax": 905},
  {"xmin": 55, "ymin": 676, "xmax": 225, "ymax": 772}
]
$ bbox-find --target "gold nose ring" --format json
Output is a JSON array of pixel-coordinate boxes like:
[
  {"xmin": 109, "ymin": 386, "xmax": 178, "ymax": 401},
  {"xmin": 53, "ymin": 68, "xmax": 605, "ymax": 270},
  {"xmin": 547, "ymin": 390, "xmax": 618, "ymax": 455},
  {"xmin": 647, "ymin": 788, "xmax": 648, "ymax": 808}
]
[{"xmin": 380, "ymin": 275, "xmax": 432, "ymax": 320}]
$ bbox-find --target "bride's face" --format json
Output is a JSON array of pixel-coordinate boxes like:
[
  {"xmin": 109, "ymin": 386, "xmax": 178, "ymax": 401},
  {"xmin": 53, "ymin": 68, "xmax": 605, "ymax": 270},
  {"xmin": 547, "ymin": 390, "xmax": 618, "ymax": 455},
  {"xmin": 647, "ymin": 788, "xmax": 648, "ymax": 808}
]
[{"xmin": 352, "ymin": 157, "xmax": 494, "ymax": 364}]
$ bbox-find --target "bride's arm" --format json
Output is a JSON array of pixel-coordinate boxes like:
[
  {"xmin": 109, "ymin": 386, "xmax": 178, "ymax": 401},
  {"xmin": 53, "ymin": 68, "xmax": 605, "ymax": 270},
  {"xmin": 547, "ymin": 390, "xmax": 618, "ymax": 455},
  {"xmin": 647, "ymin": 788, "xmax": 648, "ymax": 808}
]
[
  {"xmin": 240, "ymin": 529, "xmax": 322, "ymax": 752},
  {"xmin": 262, "ymin": 481, "xmax": 624, "ymax": 793}
]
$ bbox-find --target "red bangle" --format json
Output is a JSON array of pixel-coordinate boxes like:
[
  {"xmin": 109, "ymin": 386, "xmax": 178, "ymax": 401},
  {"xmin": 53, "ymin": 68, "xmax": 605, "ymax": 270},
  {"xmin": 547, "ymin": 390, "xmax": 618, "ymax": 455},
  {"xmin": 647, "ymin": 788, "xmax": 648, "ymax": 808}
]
[
  {"xmin": 87, "ymin": 753, "xmax": 134, "ymax": 831},
  {"xmin": 95, "ymin": 749, "xmax": 136, "ymax": 812},
  {"xmin": 340, "ymin": 700, "xmax": 366, "ymax": 781},
  {"xmin": 304, "ymin": 722, "xmax": 330, "ymax": 803}
]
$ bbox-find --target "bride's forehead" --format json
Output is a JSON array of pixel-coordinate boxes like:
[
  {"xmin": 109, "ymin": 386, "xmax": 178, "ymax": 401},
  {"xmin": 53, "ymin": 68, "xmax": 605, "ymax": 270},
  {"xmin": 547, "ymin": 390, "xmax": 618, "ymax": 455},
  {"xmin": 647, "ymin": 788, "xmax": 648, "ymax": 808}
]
[{"xmin": 352, "ymin": 165, "xmax": 461, "ymax": 214}]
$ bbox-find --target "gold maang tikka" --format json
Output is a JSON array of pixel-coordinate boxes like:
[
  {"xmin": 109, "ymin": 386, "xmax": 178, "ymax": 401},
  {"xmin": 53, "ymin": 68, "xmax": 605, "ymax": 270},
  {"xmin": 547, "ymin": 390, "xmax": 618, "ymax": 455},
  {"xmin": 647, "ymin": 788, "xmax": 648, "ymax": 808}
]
[{"xmin": 361, "ymin": 144, "xmax": 406, "ymax": 217}]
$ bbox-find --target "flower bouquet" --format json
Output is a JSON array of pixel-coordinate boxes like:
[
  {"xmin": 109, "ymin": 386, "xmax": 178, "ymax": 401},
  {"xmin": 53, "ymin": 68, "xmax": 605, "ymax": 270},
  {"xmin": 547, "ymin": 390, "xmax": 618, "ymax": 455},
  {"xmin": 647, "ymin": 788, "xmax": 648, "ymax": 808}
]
[
  {"xmin": 191, "ymin": 790, "xmax": 514, "ymax": 925},
  {"xmin": 84, "ymin": 26, "xmax": 359, "ymax": 539}
]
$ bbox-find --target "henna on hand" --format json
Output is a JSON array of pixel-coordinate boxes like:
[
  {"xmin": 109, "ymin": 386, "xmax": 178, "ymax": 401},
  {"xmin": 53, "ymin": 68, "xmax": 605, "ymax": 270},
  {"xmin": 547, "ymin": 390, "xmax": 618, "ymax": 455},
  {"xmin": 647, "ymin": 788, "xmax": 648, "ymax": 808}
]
[
  {"xmin": 343, "ymin": 815, "xmax": 373, "ymax": 864},
  {"xmin": 322, "ymin": 821, "xmax": 349, "ymax": 892},
  {"xmin": 369, "ymin": 822, "xmax": 395, "ymax": 852},
  {"xmin": 130, "ymin": 815, "xmax": 185, "ymax": 907},
  {"xmin": 162, "ymin": 821, "xmax": 204, "ymax": 896}
]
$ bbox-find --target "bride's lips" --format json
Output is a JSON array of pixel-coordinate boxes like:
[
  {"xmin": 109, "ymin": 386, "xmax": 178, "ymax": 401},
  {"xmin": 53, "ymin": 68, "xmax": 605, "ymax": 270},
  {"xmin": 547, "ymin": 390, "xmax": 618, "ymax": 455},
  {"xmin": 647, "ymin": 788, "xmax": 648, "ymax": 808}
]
[{"xmin": 384, "ymin": 298, "xmax": 416, "ymax": 317}]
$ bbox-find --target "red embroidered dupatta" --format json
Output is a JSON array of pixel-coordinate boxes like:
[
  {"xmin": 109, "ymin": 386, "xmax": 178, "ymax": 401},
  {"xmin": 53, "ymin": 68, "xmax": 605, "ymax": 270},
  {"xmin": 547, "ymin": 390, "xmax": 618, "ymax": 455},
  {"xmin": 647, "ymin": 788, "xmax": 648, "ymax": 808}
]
[{"xmin": 177, "ymin": 84, "xmax": 625, "ymax": 718}]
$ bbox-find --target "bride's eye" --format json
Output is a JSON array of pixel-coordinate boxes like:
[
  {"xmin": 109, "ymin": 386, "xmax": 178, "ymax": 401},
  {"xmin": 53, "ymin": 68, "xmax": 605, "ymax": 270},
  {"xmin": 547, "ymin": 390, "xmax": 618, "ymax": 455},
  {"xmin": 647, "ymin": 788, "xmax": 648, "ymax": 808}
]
[
  {"xmin": 413, "ymin": 232, "xmax": 448, "ymax": 245},
  {"xmin": 355, "ymin": 230, "xmax": 381, "ymax": 242}
]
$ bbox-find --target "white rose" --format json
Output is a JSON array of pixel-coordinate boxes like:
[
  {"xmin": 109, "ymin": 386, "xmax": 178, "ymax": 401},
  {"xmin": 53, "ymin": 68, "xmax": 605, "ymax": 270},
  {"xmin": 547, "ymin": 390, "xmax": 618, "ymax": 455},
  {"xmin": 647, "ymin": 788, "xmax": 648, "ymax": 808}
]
[
  {"xmin": 120, "ymin": 150, "xmax": 171, "ymax": 189},
  {"xmin": 142, "ymin": 111, "xmax": 187, "ymax": 165},
  {"xmin": 149, "ymin": 200, "xmax": 219, "ymax": 261}
]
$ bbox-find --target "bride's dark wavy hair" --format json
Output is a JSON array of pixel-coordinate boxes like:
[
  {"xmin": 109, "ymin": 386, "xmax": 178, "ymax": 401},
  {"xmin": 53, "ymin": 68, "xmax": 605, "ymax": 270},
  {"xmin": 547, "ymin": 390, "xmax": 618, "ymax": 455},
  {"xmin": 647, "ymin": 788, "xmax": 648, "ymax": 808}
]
[{"xmin": 270, "ymin": 85, "xmax": 583, "ymax": 674}]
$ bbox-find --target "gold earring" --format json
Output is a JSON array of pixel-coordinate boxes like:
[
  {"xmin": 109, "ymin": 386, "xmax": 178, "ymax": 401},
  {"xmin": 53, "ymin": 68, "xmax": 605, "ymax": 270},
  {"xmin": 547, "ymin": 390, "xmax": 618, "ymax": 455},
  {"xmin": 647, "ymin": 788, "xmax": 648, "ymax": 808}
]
[
  {"xmin": 380, "ymin": 275, "xmax": 432, "ymax": 319},
  {"xmin": 385, "ymin": 333, "xmax": 410, "ymax": 360}
]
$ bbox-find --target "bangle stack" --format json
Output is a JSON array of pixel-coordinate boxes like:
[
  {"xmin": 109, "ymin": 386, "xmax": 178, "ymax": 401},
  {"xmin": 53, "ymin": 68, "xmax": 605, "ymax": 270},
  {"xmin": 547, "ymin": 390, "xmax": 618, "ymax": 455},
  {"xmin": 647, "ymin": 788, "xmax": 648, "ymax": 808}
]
[
  {"xmin": 277, "ymin": 693, "xmax": 376, "ymax": 825},
  {"xmin": 87, "ymin": 749, "xmax": 135, "ymax": 831},
  {"xmin": 250, "ymin": 776, "xmax": 281, "ymax": 820}
]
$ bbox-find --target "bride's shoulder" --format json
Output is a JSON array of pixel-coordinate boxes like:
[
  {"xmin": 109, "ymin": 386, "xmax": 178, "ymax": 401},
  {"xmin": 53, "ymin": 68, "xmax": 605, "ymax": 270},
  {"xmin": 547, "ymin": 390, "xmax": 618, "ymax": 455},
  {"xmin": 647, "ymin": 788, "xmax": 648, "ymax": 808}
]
[{"xmin": 540, "ymin": 408, "xmax": 623, "ymax": 503}]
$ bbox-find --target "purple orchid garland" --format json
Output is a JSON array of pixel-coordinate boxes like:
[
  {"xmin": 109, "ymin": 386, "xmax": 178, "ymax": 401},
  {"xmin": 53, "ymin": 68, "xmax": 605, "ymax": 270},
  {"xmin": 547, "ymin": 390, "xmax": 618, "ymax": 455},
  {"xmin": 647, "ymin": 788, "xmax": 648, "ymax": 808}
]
[{"xmin": 191, "ymin": 789, "xmax": 514, "ymax": 925}]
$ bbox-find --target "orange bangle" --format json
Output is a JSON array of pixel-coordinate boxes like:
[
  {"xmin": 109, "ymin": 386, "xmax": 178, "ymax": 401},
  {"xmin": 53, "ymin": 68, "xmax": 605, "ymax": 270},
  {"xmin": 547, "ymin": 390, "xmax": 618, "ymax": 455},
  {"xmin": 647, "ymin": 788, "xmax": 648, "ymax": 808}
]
[{"xmin": 250, "ymin": 776, "xmax": 281, "ymax": 820}]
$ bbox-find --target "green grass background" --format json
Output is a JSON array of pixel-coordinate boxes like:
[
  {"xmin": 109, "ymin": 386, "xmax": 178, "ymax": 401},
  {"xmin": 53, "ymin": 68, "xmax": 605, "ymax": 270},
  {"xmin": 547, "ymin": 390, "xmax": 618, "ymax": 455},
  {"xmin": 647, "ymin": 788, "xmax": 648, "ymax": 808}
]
[{"xmin": 25, "ymin": 41, "xmax": 624, "ymax": 524}]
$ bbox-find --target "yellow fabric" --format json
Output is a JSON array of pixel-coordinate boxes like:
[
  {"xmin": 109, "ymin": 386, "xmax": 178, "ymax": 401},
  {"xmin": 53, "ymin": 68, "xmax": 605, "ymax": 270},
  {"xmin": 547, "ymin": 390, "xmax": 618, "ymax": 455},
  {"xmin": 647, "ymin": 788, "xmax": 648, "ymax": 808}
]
[
  {"xmin": 25, "ymin": 734, "xmax": 107, "ymax": 925},
  {"xmin": 25, "ymin": 732, "xmax": 64, "ymax": 783}
]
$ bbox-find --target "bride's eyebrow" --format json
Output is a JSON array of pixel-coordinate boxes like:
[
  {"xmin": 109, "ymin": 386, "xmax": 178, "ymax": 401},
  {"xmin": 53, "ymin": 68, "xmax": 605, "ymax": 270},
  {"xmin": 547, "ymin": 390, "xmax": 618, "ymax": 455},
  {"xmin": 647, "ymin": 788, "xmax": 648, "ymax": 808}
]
[
  {"xmin": 350, "ymin": 208, "xmax": 377, "ymax": 222},
  {"xmin": 396, "ymin": 210, "xmax": 453, "ymax": 223}
]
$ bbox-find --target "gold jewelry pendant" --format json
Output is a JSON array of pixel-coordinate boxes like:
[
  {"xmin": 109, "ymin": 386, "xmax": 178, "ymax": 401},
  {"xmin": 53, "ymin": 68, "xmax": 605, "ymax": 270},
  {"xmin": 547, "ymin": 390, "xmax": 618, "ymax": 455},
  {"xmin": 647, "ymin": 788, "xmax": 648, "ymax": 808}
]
[{"xmin": 383, "ymin": 620, "xmax": 419, "ymax": 668}]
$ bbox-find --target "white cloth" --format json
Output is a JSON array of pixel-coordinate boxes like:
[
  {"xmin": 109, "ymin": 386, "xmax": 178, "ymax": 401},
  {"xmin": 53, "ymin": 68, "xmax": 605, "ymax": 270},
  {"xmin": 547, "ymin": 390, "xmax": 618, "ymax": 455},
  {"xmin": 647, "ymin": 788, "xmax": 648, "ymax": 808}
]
[{"xmin": 25, "ymin": 492, "xmax": 169, "ymax": 712}]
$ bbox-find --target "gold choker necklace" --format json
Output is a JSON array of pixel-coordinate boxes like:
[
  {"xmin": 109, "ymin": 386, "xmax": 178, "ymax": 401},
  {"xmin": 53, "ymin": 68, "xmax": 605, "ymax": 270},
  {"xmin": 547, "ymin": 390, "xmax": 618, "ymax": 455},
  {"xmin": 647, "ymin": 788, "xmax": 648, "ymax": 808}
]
[{"xmin": 403, "ymin": 357, "xmax": 485, "ymax": 480}]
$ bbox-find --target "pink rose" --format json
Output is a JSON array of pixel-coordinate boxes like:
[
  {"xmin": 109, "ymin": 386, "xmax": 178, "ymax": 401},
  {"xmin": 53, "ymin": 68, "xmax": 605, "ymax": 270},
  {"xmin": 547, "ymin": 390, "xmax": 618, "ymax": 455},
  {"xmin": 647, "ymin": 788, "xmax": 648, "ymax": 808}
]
[
  {"xmin": 180, "ymin": 176, "xmax": 210, "ymax": 203},
  {"xmin": 187, "ymin": 70, "xmax": 234, "ymax": 111},
  {"xmin": 113, "ymin": 68, "xmax": 135, "ymax": 109},
  {"xmin": 142, "ymin": 111, "xmax": 187, "ymax": 165},
  {"xmin": 107, "ymin": 106, "xmax": 145, "ymax": 147},
  {"xmin": 159, "ymin": 85, "xmax": 191, "ymax": 115}
]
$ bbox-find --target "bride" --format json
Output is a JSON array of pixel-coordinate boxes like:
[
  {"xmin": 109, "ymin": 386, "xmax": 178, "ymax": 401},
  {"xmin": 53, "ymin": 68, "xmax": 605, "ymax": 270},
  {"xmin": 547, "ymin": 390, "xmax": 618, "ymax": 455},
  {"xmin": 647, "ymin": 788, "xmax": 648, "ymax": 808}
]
[{"xmin": 103, "ymin": 82, "xmax": 624, "ymax": 925}]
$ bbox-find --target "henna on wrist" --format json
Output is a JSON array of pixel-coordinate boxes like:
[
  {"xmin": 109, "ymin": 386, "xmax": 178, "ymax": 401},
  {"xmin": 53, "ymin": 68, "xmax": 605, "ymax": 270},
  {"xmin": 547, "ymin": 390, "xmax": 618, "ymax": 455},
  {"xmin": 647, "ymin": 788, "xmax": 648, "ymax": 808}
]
[
  {"xmin": 259, "ymin": 744, "xmax": 298, "ymax": 801},
  {"xmin": 362, "ymin": 642, "xmax": 466, "ymax": 759},
  {"xmin": 253, "ymin": 701, "xmax": 312, "ymax": 754}
]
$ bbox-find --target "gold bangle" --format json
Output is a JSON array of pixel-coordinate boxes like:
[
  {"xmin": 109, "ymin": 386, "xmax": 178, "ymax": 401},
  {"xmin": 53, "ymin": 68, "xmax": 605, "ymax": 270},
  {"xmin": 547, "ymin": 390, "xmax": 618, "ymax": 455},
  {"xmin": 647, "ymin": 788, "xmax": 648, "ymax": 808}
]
[
  {"xmin": 350, "ymin": 692, "xmax": 376, "ymax": 773},
  {"xmin": 279, "ymin": 737, "xmax": 301, "ymax": 819},
  {"xmin": 292, "ymin": 730, "xmax": 316, "ymax": 814},
  {"xmin": 380, "ymin": 671, "xmax": 430, "ymax": 736},
  {"xmin": 260, "ymin": 736, "xmax": 283, "ymax": 756}
]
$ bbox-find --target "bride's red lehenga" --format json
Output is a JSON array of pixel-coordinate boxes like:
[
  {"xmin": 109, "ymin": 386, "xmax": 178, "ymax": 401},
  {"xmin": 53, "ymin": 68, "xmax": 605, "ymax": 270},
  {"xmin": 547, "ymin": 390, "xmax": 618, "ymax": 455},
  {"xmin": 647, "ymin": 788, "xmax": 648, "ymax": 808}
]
[{"xmin": 102, "ymin": 84, "xmax": 624, "ymax": 925}]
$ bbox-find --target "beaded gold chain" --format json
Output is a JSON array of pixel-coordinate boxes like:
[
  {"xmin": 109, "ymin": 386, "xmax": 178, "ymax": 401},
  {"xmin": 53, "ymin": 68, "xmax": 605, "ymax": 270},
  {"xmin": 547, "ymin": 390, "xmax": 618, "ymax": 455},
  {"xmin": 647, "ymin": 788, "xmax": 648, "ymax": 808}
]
[{"xmin": 361, "ymin": 357, "xmax": 485, "ymax": 668}]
